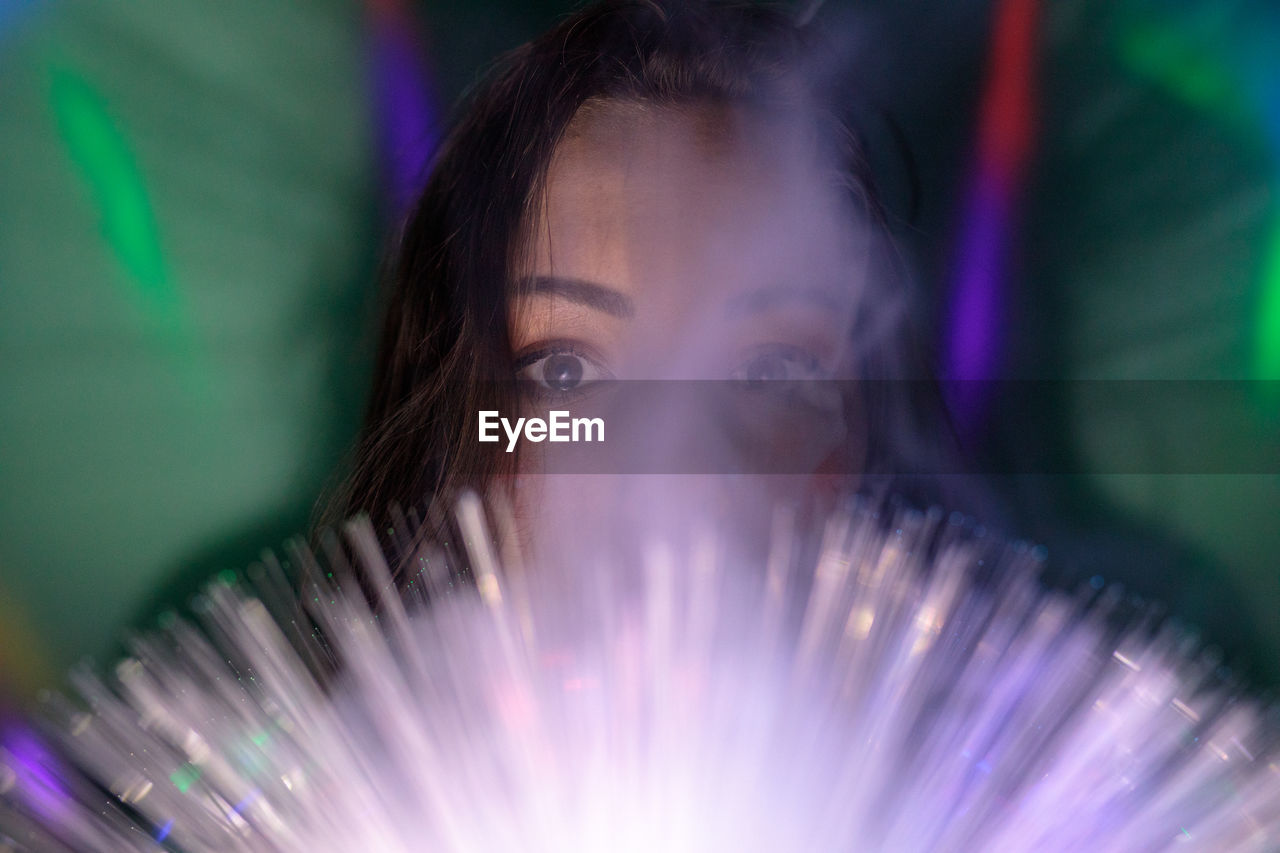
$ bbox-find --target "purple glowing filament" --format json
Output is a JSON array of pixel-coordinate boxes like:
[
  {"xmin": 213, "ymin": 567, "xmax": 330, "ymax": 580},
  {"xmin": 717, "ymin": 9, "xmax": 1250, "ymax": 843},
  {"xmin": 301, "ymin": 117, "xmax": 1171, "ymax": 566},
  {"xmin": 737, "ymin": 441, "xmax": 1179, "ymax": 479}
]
[{"xmin": 2, "ymin": 725, "xmax": 74, "ymax": 826}]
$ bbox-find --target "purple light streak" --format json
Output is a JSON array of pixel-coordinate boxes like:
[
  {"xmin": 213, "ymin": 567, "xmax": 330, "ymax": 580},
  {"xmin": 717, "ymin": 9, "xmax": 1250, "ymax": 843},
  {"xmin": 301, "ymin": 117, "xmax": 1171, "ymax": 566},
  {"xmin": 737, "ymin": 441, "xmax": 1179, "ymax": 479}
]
[{"xmin": 365, "ymin": 0, "xmax": 440, "ymax": 216}]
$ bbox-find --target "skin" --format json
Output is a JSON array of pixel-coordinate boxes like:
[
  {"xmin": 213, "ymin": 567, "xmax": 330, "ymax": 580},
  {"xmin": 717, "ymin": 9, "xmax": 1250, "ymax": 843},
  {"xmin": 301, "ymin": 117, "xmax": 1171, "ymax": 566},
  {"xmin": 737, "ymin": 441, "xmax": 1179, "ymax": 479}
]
[{"xmin": 505, "ymin": 100, "xmax": 870, "ymax": 562}]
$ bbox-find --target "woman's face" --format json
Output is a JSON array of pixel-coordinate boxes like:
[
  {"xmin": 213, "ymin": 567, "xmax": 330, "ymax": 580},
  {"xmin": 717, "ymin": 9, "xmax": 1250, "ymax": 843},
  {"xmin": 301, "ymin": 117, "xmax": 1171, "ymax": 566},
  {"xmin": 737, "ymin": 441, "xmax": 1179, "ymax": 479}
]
[{"xmin": 507, "ymin": 101, "xmax": 871, "ymax": 559}]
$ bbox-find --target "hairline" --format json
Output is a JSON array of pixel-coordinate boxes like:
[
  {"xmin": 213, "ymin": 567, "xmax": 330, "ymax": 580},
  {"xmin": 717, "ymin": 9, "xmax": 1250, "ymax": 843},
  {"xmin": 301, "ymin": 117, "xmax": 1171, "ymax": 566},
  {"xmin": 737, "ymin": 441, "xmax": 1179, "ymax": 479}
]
[{"xmin": 509, "ymin": 93, "xmax": 841, "ymax": 315}]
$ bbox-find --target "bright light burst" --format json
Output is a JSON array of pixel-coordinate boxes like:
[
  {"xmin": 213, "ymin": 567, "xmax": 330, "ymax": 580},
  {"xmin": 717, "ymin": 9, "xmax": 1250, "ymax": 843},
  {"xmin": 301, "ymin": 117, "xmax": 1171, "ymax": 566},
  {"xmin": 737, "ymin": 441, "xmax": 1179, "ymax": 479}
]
[{"xmin": 3, "ymin": 495, "xmax": 1279, "ymax": 851}]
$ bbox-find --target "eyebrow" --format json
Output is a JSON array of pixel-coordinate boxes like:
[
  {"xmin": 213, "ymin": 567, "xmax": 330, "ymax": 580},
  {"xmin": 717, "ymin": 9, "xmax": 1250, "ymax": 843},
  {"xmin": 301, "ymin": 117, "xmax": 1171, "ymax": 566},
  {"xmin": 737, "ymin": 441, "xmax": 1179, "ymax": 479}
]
[
  {"xmin": 724, "ymin": 284, "xmax": 848, "ymax": 316},
  {"xmin": 520, "ymin": 275, "xmax": 636, "ymax": 319}
]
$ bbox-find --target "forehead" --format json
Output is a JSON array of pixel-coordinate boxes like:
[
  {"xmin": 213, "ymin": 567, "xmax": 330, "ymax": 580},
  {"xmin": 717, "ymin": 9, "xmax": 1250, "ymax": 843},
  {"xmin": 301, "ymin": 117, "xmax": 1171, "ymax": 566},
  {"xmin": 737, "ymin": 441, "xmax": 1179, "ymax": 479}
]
[{"xmin": 524, "ymin": 101, "xmax": 863, "ymax": 304}]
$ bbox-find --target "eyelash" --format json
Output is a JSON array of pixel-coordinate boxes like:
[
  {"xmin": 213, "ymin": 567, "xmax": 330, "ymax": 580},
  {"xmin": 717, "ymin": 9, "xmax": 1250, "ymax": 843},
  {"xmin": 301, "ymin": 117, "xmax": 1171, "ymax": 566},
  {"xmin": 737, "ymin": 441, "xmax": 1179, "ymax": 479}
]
[{"xmin": 513, "ymin": 341, "xmax": 612, "ymax": 400}]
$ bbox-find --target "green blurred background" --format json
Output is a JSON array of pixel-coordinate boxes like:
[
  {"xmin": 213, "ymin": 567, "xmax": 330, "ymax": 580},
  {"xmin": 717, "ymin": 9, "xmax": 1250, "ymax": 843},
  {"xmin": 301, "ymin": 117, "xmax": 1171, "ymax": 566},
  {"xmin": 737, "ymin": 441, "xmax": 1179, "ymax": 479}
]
[{"xmin": 0, "ymin": 0, "xmax": 1276, "ymax": 698}]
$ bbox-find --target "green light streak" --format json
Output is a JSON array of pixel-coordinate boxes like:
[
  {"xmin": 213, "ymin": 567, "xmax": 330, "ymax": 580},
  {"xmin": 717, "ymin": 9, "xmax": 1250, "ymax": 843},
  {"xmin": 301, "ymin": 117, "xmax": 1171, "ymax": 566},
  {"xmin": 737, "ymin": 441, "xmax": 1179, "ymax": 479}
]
[
  {"xmin": 1120, "ymin": 17, "xmax": 1280, "ymax": 387},
  {"xmin": 1257, "ymin": 215, "xmax": 1280, "ymax": 380},
  {"xmin": 1120, "ymin": 24, "xmax": 1249, "ymax": 122},
  {"xmin": 169, "ymin": 763, "xmax": 202, "ymax": 794},
  {"xmin": 50, "ymin": 67, "xmax": 178, "ymax": 325}
]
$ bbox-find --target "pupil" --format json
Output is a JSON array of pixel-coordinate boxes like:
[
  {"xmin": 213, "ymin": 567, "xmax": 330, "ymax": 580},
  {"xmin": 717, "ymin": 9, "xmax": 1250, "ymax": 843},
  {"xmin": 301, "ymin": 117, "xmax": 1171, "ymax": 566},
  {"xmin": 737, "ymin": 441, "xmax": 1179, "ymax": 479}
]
[
  {"xmin": 543, "ymin": 353, "xmax": 584, "ymax": 390},
  {"xmin": 745, "ymin": 354, "xmax": 786, "ymax": 384}
]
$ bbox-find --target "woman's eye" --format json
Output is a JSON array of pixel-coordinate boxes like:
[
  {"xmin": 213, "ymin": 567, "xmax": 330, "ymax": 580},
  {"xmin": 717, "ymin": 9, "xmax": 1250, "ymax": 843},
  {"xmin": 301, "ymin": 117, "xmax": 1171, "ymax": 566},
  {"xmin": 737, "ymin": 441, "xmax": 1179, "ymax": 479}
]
[
  {"xmin": 516, "ymin": 348, "xmax": 608, "ymax": 392},
  {"xmin": 733, "ymin": 346, "xmax": 830, "ymax": 384}
]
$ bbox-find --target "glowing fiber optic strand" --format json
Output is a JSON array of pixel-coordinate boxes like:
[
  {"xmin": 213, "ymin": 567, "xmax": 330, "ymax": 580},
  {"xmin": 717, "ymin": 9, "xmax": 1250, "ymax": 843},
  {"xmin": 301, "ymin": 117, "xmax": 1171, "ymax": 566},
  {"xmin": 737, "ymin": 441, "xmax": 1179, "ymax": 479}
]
[
  {"xmin": 1120, "ymin": 4, "xmax": 1280, "ymax": 387},
  {"xmin": 364, "ymin": 0, "xmax": 440, "ymax": 215},
  {"xmin": 0, "ymin": 727, "xmax": 70, "ymax": 827},
  {"xmin": 944, "ymin": 0, "xmax": 1041, "ymax": 436},
  {"xmin": 4, "ymin": 497, "xmax": 1280, "ymax": 850}
]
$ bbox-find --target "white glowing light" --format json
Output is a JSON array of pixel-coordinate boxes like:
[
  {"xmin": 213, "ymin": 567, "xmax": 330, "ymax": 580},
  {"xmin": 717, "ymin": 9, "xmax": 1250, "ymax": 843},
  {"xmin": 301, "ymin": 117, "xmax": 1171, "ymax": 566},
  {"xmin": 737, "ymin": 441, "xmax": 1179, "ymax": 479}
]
[{"xmin": 3, "ymin": 497, "xmax": 1279, "ymax": 851}]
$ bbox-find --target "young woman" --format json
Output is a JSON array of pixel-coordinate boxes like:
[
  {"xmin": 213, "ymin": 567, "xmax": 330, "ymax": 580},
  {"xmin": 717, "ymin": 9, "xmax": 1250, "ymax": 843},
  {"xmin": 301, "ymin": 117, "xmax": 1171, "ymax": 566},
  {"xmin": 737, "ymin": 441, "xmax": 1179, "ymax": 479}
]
[{"xmin": 325, "ymin": 0, "xmax": 969, "ymax": 566}]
